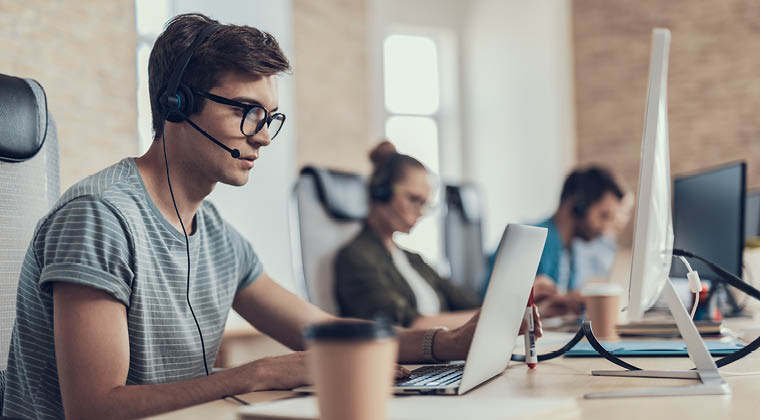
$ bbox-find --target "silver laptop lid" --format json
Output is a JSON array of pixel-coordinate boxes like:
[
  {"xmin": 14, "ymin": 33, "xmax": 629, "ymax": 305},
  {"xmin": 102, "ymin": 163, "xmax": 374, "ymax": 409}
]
[{"xmin": 457, "ymin": 224, "xmax": 547, "ymax": 394}]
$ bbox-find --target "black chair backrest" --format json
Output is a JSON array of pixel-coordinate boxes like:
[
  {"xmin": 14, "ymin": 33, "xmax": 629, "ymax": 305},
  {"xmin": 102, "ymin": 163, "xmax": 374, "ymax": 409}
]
[{"xmin": 444, "ymin": 184, "xmax": 486, "ymax": 295}]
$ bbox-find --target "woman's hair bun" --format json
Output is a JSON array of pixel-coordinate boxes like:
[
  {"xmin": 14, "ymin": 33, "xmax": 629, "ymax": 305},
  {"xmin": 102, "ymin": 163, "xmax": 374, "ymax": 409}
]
[{"xmin": 369, "ymin": 140, "xmax": 398, "ymax": 168}]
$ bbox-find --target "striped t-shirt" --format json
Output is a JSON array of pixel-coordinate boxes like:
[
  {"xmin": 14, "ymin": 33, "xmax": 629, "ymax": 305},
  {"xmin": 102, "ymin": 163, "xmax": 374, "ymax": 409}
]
[{"xmin": 2, "ymin": 158, "xmax": 263, "ymax": 419}]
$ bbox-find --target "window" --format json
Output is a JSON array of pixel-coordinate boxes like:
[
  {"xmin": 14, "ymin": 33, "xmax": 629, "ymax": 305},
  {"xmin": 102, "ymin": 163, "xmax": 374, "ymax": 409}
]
[{"xmin": 382, "ymin": 34, "xmax": 442, "ymax": 264}]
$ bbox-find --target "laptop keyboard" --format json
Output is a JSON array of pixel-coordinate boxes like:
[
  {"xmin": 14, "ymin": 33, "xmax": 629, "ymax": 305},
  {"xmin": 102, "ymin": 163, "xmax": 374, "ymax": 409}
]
[{"xmin": 396, "ymin": 364, "xmax": 464, "ymax": 388}]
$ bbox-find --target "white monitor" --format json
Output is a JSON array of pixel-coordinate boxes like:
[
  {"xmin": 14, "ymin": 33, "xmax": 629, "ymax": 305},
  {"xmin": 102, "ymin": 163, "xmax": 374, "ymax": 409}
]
[
  {"xmin": 587, "ymin": 28, "xmax": 729, "ymax": 399},
  {"xmin": 626, "ymin": 28, "xmax": 674, "ymax": 323}
]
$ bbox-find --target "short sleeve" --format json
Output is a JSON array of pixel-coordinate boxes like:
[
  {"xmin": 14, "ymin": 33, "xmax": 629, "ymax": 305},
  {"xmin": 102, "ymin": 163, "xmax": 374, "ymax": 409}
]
[
  {"xmin": 227, "ymin": 224, "xmax": 264, "ymax": 292},
  {"xmin": 35, "ymin": 196, "xmax": 135, "ymax": 306},
  {"xmin": 535, "ymin": 239, "xmax": 558, "ymax": 284}
]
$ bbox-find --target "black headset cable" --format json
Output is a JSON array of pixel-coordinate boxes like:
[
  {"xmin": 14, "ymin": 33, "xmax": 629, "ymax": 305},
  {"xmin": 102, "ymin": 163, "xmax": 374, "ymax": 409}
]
[{"xmin": 162, "ymin": 131, "xmax": 210, "ymax": 377}]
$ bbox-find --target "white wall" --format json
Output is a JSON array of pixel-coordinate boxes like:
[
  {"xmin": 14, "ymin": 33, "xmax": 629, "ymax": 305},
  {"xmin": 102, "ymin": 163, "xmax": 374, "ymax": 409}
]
[
  {"xmin": 172, "ymin": 0, "xmax": 299, "ymax": 292},
  {"xmin": 463, "ymin": 0, "xmax": 577, "ymax": 251}
]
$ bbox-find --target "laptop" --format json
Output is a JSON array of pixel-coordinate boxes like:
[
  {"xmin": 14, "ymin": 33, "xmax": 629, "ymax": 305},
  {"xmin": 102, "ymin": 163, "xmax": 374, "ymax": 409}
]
[{"xmin": 295, "ymin": 223, "xmax": 547, "ymax": 396}]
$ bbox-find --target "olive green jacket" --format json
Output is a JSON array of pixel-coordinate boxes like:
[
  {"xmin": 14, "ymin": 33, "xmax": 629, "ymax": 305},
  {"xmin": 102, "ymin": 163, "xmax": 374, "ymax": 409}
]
[{"xmin": 335, "ymin": 224, "xmax": 481, "ymax": 327}]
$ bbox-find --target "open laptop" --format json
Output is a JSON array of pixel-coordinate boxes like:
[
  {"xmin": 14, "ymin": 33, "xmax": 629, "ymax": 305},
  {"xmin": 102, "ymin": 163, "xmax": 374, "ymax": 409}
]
[{"xmin": 295, "ymin": 223, "xmax": 547, "ymax": 396}]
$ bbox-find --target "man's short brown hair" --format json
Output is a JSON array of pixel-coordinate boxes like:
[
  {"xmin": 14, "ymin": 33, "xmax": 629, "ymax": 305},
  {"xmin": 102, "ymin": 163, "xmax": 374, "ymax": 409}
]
[{"xmin": 148, "ymin": 13, "xmax": 291, "ymax": 139}]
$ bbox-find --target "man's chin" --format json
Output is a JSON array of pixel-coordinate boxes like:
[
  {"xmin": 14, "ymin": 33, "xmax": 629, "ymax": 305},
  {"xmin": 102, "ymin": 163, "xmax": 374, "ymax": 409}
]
[{"xmin": 219, "ymin": 172, "xmax": 250, "ymax": 187}]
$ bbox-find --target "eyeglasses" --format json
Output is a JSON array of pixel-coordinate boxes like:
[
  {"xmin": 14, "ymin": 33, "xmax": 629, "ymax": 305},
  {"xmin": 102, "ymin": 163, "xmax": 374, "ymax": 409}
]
[
  {"xmin": 393, "ymin": 186, "xmax": 437, "ymax": 214},
  {"xmin": 193, "ymin": 90, "xmax": 286, "ymax": 140}
]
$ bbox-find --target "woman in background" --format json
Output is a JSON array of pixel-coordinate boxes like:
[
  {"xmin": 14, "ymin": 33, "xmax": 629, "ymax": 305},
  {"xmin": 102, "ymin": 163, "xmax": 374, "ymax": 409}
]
[{"xmin": 334, "ymin": 141, "xmax": 481, "ymax": 329}]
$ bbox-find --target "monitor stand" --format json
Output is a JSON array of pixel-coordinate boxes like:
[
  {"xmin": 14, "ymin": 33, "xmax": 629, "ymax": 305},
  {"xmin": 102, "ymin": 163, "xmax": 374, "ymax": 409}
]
[{"xmin": 584, "ymin": 278, "xmax": 730, "ymax": 398}]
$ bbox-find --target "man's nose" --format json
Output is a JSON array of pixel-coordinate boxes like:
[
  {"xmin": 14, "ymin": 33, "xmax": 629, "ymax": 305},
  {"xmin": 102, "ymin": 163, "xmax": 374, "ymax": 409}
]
[{"xmin": 249, "ymin": 126, "xmax": 272, "ymax": 147}]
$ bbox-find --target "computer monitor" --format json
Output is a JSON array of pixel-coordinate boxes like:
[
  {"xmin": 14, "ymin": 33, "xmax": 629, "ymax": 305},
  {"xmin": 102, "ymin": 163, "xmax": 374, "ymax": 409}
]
[
  {"xmin": 587, "ymin": 28, "xmax": 729, "ymax": 399},
  {"xmin": 671, "ymin": 162, "xmax": 746, "ymax": 283},
  {"xmin": 626, "ymin": 28, "xmax": 674, "ymax": 324},
  {"xmin": 746, "ymin": 190, "xmax": 760, "ymax": 239}
]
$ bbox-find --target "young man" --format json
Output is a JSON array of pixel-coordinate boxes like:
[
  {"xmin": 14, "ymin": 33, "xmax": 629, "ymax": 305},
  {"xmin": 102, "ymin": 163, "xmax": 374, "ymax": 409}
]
[
  {"xmin": 1, "ymin": 14, "xmax": 499, "ymax": 420},
  {"xmin": 531, "ymin": 166, "xmax": 625, "ymax": 318}
]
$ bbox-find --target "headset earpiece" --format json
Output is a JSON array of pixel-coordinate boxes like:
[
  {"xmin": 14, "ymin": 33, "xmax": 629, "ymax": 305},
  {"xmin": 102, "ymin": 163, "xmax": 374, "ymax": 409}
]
[
  {"xmin": 369, "ymin": 153, "xmax": 402, "ymax": 203},
  {"xmin": 572, "ymin": 200, "xmax": 587, "ymax": 219},
  {"xmin": 159, "ymin": 24, "xmax": 218, "ymax": 124},
  {"xmin": 161, "ymin": 83, "xmax": 195, "ymax": 123},
  {"xmin": 370, "ymin": 183, "xmax": 393, "ymax": 203}
]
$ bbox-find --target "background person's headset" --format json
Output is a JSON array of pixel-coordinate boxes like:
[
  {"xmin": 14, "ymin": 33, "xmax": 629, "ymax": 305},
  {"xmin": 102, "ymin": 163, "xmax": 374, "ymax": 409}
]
[
  {"xmin": 572, "ymin": 190, "xmax": 591, "ymax": 219},
  {"xmin": 369, "ymin": 153, "xmax": 403, "ymax": 203},
  {"xmin": 565, "ymin": 170, "xmax": 596, "ymax": 219}
]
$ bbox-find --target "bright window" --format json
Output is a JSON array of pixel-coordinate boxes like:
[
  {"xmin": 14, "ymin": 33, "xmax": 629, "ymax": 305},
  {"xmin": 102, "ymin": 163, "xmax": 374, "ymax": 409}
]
[
  {"xmin": 383, "ymin": 34, "xmax": 442, "ymax": 265},
  {"xmin": 383, "ymin": 35, "xmax": 440, "ymax": 115},
  {"xmin": 385, "ymin": 116, "xmax": 439, "ymax": 174}
]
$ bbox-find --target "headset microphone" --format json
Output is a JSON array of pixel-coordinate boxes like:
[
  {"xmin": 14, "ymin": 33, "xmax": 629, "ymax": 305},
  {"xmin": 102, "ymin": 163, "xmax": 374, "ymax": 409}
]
[{"xmin": 184, "ymin": 116, "xmax": 241, "ymax": 158}]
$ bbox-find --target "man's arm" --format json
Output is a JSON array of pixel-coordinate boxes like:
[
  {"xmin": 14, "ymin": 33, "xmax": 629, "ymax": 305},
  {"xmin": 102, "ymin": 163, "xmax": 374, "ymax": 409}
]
[
  {"xmin": 232, "ymin": 273, "xmax": 486, "ymax": 363},
  {"xmin": 53, "ymin": 282, "xmax": 299, "ymax": 420},
  {"xmin": 534, "ymin": 274, "xmax": 558, "ymax": 301},
  {"xmin": 232, "ymin": 272, "xmax": 337, "ymax": 350}
]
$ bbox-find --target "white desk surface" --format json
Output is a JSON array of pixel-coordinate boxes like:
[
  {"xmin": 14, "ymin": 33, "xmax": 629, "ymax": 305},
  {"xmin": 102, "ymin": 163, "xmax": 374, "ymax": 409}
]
[{"xmin": 147, "ymin": 317, "xmax": 760, "ymax": 420}]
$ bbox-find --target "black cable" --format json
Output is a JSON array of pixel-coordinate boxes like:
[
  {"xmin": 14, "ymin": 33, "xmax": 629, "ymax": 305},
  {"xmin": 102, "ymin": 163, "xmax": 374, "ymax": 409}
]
[
  {"xmin": 511, "ymin": 324, "xmax": 586, "ymax": 363},
  {"xmin": 224, "ymin": 395, "xmax": 250, "ymax": 405},
  {"xmin": 162, "ymin": 131, "xmax": 210, "ymax": 377},
  {"xmin": 511, "ymin": 321, "xmax": 641, "ymax": 369},
  {"xmin": 673, "ymin": 248, "xmax": 760, "ymax": 302},
  {"xmin": 511, "ymin": 249, "xmax": 760, "ymax": 371}
]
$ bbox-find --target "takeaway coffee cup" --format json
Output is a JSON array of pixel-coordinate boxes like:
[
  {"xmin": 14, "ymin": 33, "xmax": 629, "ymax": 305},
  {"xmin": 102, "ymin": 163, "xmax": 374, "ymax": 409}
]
[
  {"xmin": 582, "ymin": 283, "xmax": 624, "ymax": 341},
  {"xmin": 304, "ymin": 320, "xmax": 398, "ymax": 420}
]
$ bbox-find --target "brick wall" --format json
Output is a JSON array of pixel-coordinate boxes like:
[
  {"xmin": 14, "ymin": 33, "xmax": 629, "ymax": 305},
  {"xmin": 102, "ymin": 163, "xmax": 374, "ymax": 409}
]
[
  {"xmin": 573, "ymin": 0, "xmax": 760, "ymax": 244},
  {"xmin": 0, "ymin": 1, "xmax": 137, "ymax": 190},
  {"xmin": 292, "ymin": 0, "xmax": 372, "ymax": 174}
]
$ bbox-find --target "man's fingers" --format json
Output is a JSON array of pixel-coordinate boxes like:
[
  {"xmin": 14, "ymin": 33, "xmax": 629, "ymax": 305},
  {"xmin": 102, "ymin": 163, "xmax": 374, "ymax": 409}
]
[
  {"xmin": 533, "ymin": 305, "xmax": 543, "ymax": 337},
  {"xmin": 395, "ymin": 365, "xmax": 411, "ymax": 378}
]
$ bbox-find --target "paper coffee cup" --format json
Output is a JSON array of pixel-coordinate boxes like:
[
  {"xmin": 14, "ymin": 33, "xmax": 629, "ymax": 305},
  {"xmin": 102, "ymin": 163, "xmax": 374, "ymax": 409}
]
[
  {"xmin": 304, "ymin": 321, "xmax": 398, "ymax": 420},
  {"xmin": 582, "ymin": 283, "xmax": 624, "ymax": 341}
]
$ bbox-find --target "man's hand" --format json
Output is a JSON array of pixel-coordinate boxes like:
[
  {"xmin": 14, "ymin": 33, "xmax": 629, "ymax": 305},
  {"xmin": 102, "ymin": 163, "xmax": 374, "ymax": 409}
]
[
  {"xmin": 430, "ymin": 305, "xmax": 543, "ymax": 361},
  {"xmin": 245, "ymin": 351, "xmax": 412, "ymax": 391},
  {"xmin": 537, "ymin": 292, "xmax": 585, "ymax": 319},
  {"xmin": 533, "ymin": 275, "xmax": 558, "ymax": 302},
  {"xmin": 246, "ymin": 352, "xmax": 311, "ymax": 391},
  {"xmin": 518, "ymin": 305, "xmax": 543, "ymax": 337}
]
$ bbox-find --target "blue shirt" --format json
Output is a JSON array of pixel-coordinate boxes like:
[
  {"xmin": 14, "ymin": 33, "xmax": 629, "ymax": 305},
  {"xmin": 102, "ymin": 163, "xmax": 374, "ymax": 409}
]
[
  {"xmin": 533, "ymin": 218, "xmax": 576, "ymax": 292},
  {"xmin": 481, "ymin": 218, "xmax": 576, "ymax": 298},
  {"xmin": 572, "ymin": 234, "xmax": 617, "ymax": 289}
]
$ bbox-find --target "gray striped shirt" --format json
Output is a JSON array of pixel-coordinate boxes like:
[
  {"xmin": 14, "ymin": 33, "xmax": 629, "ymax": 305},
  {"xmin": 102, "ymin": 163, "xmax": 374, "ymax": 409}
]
[{"xmin": 2, "ymin": 158, "xmax": 263, "ymax": 419}]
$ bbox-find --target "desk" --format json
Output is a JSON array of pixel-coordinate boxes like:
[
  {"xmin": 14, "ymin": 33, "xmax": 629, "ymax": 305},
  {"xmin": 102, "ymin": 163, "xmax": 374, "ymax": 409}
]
[{"xmin": 148, "ymin": 317, "xmax": 760, "ymax": 420}]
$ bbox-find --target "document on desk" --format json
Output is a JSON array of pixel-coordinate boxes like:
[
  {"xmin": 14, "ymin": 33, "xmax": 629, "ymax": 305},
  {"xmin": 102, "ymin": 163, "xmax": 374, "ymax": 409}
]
[
  {"xmin": 237, "ymin": 394, "xmax": 578, "ymax": 420},
  {"xmin": 565, "ymin": 340, "xmax": 744, "ymax": 357}
]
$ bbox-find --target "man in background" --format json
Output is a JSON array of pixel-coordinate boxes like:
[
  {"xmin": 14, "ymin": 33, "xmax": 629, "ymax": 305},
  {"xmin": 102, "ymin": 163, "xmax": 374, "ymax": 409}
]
[{"xmin": 531, "ymin": 166, "xmax": 626, "ymax": 318}]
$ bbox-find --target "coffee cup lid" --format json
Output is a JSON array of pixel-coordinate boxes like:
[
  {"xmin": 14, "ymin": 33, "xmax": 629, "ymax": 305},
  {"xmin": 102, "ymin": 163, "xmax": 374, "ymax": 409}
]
[
  {"xmin": 304, "ymin": 320, "xmax": 396, "ymax": 341},
  {"xmin": 581, "ymin": 283, "xmax": 624, "ymax": 297}
]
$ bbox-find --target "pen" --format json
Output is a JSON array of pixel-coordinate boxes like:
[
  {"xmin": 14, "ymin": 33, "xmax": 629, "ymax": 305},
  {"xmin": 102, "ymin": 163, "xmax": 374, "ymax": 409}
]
[{"xmin": 524, "ymin": 288, "xmax": 537, "ymax": 369}]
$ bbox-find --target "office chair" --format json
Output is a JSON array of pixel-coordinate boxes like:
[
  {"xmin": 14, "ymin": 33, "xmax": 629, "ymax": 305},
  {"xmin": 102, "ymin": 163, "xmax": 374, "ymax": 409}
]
[
  {"xmin": 289, "ymin": 166, "xmax": 368, "ymax": 314},
  {"xmin": 0, "ymin": 73, "xmax": 60, "ymax": 405},
  {"xmin": 443, "ymin": 184, "xmax": 487, "ymax": 297}
]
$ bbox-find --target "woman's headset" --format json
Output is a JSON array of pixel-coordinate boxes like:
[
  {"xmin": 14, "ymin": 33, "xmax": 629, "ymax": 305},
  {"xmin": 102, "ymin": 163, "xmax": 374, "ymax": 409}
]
[{"xmin": 369, "ymin": 153, "xmax": 403, "ymax": 203}]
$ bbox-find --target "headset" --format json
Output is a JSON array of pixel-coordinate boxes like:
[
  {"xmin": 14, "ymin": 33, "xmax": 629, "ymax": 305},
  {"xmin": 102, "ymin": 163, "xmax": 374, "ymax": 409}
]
[
  {"xmin": 572, "ymin": 190, "xmax": 591, "ymax": 219},
  {"xmin": 158, "ymin": 23, "xmax": 241, "ymax": 159},
  {"xmin": 369, "ymin": 153, "xmax": 403, "ymax": 203},
  {"xmin": 158, "ymin": 23, "xmax": 227, "ymax": 378},
  {"xmin": 566, "ymin": 169, "xmax": 615, "ymax": 219}
]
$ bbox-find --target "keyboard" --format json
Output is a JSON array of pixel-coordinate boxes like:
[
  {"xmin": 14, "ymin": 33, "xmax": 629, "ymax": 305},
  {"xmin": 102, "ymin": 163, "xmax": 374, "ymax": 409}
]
[{"xmin": 396, "ymin": 364, "xmax": 464, "ymax": 388}]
